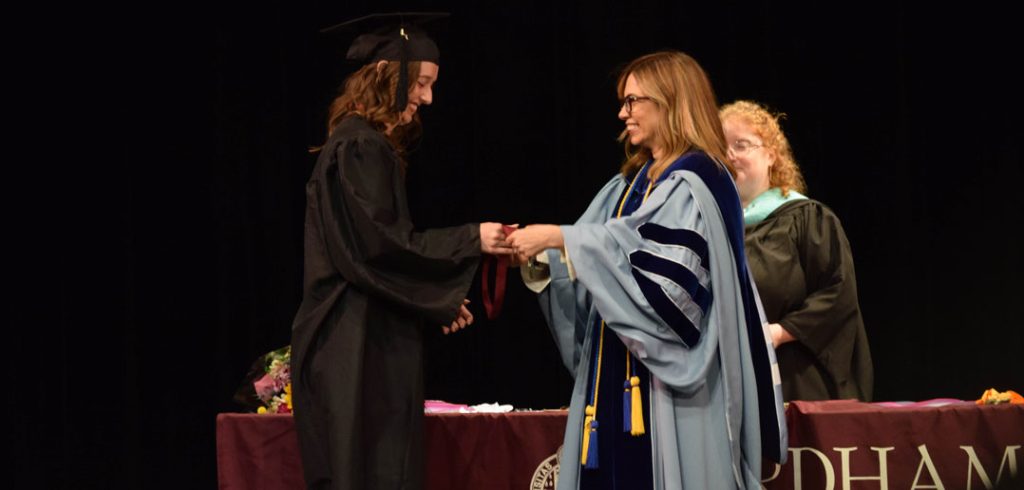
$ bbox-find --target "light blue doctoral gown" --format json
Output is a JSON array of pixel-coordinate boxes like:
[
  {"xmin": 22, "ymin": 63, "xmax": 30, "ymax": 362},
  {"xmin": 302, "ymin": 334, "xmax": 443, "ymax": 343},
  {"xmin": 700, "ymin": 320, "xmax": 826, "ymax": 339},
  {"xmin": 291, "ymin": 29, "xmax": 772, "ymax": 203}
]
[{"xmin": 533, "ymin": 153, "xmax": 787, "ymax": 489}]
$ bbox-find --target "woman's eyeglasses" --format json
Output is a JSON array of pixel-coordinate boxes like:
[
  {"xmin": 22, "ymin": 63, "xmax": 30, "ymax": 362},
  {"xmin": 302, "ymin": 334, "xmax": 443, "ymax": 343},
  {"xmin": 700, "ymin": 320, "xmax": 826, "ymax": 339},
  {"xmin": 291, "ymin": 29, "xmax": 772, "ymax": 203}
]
[
  {"xmin": 728, "ymin": 140, "xmax": 763, "ymax": 155},
  {"xmin": 622, "ymin": 95, "xmax": 653, "ymax": 115}
]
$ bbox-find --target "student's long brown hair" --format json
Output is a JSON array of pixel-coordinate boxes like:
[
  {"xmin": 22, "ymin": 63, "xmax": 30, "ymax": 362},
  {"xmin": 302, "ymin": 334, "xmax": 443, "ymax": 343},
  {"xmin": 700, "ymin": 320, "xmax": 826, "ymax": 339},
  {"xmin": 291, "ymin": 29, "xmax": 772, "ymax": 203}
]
[{"xmin": 314, "ymin": 61, "xmax": 423, "ymax": 163}]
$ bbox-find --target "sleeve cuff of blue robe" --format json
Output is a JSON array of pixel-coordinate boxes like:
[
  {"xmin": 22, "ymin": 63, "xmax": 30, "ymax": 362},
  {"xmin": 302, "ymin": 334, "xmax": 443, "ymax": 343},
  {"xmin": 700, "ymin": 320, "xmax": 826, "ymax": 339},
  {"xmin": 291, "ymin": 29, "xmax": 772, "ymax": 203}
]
[{"xmin": 521, "ymin": 247, "xmax": 575, "ymax": 293}]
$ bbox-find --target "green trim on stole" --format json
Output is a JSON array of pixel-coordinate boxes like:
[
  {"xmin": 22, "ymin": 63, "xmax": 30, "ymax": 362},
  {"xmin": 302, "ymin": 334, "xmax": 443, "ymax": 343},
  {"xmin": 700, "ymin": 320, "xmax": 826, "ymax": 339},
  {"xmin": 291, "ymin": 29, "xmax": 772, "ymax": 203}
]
[{"xmin": 743, "ymin": 187, "xmax": 808, "ymax": 225}]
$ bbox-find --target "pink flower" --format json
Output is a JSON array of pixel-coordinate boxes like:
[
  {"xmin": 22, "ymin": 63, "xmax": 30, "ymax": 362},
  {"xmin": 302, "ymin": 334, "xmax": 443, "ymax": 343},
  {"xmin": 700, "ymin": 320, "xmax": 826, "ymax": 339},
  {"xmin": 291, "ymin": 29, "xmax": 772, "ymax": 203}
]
[{"xmin": 254, "ymin": 373, "xmax": 278, "ymax": 402}]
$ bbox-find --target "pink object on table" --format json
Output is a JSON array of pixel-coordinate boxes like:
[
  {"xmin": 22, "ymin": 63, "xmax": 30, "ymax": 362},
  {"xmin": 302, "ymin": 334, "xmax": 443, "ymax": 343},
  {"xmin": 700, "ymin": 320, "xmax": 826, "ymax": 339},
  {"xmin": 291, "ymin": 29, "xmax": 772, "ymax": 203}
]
[
  {"xmin": 424, "ymin": 400, "xmax": 472, "ymax": 413},
  {"xmin": 872, "ymin": 398, "xmax": 968, "ymax": 408}
]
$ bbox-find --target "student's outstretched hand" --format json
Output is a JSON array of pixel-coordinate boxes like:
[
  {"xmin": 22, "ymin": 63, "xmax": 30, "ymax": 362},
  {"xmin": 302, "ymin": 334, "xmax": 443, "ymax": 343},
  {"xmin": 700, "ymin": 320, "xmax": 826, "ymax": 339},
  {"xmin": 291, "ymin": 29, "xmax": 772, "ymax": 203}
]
[{"xmin": 480, "ymin": 222, "xmax": 516, "ymax": 255}]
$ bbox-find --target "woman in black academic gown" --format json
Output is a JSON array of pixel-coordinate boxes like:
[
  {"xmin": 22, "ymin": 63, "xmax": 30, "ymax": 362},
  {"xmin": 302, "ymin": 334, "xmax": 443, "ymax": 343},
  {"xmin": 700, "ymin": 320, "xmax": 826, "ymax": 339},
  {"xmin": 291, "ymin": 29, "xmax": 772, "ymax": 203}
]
[
  {"xmin": 720, "ymin": 100, "xmax": 873, "ymax": 402},
  {"xmin": 289, "ymin": 16, "xmax": 513, "ymax": 490}
]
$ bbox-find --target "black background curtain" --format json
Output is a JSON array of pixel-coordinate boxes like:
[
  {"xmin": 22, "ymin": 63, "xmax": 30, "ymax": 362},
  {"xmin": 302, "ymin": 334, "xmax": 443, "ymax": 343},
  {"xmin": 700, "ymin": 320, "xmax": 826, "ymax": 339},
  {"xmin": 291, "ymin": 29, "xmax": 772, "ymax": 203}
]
[{"xmin": 18, "ymin": 0, "xmax": 1021, "ymax": 488}]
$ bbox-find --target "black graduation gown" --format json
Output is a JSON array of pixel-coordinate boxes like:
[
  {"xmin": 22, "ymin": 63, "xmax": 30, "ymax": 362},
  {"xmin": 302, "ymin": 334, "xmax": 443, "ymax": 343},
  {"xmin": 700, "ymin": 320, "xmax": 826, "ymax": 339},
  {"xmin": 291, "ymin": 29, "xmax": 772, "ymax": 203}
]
[
  {"xmin": 744, "ymin": 199, "xmax": 873, "ymax": 402},
  {"xmin": 290, "ymin": 116, "xmax": 480, "ymax": 490}
]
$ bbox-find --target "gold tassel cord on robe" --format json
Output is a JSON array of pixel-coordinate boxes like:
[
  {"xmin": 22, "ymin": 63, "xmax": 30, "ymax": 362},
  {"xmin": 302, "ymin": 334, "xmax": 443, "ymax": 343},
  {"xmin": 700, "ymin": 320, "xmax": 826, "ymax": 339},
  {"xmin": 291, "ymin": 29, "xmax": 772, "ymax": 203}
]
[
  {"xmin": 630, "ymin": 375, "xmax": 645, "ymax": 435},
  {"xmin": 623, "ymin": 353, "xmax": 645, "ymax": 436},
  {"xmin": 582, "ymin": 164, "xmax": 655, "ymax": 467},
  {"xmin": 581, "ymin": 321, "xmax": 607, "ymax": 467}
]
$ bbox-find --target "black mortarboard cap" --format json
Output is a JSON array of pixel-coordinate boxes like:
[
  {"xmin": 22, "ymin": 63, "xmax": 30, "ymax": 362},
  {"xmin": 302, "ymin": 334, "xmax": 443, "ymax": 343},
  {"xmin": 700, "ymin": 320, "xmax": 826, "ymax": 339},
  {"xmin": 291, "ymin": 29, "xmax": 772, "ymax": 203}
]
[{"xmin": 321, "ymin": 12, "xmax": 448, "ymax": 113}]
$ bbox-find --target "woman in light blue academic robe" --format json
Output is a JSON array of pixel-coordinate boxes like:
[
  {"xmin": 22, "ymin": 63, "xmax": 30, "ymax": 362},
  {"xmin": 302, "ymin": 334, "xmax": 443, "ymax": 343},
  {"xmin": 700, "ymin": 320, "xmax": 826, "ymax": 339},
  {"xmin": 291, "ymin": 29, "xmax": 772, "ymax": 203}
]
[{"xmin": 508, "ymin": 51, "xmax": 787, "ymax": 490}]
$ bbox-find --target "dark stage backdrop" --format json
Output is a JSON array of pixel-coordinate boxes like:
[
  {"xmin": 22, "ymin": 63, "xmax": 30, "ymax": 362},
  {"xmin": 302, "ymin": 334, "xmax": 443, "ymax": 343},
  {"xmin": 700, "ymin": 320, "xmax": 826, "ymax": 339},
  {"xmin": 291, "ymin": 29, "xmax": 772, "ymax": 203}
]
[{"xmin": 22, "ymin": 1, "xmax": 1021, "ymax": 488}]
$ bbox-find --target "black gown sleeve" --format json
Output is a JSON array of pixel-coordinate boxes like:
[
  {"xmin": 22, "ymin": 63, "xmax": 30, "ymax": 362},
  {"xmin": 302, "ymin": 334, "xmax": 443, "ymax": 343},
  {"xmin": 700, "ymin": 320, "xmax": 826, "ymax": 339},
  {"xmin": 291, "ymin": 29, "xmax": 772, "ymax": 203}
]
[
  {"xmin": 778, "ymin": 203, "xmax": 862, "ymax": 374},
  {"xmin": 316, "ymin": 131, "xmax": 481, "ymax": 325}
]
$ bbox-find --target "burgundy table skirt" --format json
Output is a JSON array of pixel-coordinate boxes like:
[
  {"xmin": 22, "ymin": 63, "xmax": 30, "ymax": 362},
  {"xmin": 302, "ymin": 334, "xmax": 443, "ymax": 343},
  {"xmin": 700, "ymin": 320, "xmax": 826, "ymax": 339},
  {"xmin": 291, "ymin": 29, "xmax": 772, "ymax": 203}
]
[
  {"xmin": 216, "ymin": 410, "xmax": 568, "ymax": 490},
  {"xmin": 217, "ymin": 401, "xmax": 1024, "ymax": 489}
]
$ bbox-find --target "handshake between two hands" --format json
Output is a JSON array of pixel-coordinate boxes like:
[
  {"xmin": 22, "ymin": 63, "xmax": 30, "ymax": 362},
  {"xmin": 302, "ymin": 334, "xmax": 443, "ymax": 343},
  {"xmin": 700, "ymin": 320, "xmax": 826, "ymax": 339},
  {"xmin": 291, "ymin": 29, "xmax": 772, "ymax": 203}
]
[
  {"xmin": 441, "ymin": 222, "xmax": 565, "ymax": 336},
  {"xmin": 478, "ymin": 222, "xmax": 564, "ymax": 265}
]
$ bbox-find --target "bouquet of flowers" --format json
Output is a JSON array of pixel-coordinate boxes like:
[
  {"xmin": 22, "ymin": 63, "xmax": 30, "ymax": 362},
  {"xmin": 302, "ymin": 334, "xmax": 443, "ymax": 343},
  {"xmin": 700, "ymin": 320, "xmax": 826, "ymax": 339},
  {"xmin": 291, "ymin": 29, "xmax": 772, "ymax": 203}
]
[
  {"xmin": 234, "ymin": 345, "xmax": 293, "ymax": 414},
  {"xmin": 976, "ymin": 388, "xmax": 1023, "ymax": 405}
]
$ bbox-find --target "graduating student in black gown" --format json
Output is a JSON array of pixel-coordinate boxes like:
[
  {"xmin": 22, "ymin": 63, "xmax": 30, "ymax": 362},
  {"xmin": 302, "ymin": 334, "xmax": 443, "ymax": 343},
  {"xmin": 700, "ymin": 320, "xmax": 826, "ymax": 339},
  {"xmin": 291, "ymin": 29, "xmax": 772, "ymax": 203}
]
[{"xmin": 289, "ymin": 14, "xmax": 513, "ymax": 490}]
